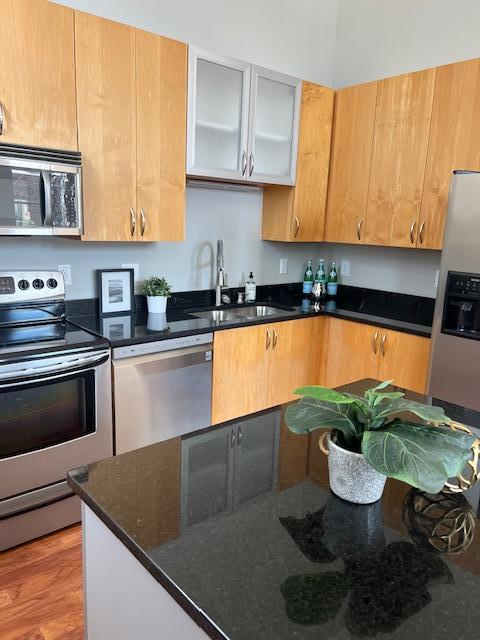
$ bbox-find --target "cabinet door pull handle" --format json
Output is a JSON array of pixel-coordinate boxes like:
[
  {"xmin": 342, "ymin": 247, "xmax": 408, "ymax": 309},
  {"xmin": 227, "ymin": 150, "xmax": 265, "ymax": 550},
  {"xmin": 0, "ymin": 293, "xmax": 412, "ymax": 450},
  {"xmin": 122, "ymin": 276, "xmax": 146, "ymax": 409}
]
[
  {"xmin": 237, "ymin": 426, "xmax": 242, "ymax": 445},
  {"xmin": 140, "ymin": 208, "xmax": 146, "ymax": 236},
  {"xmin": 419, "ymin": 220, "xmax": 425, "ymax": 245},
  {"xmin": 372, "ymin": 331, "xmax": 379, "ymax": 355},
  {"xmin": 241, "ymin": 150, "xmax": 247, "ymax": 176},
  {"xmin": 356, "ymin": 219, "xmax": 364, "ymax": 241},
  {"xmin": 409, "ymin": 219, "xmax": 417, "ymax": 244},
  {"xmin": 230, "ymin": 428, "xmax": 236, "ymax": 448},
  {"xmin": 248, "ymin": 152, "xmax": 254, "ymax": 177},
  {"xmin": 130, "ymin": 208, "xmax": 136, "ymax": 237},
  {"xmin": 381, "ymin": 333, "xmax": 387, "ymax": 357},
  {"xmin": 272, "ymin": 328, "xmax": 278, "ymax": 349},
  {"xmin": 0, "ymin": 101, "xmax": 4, "ymax": 135},
  {"xmin": 293, "ymin": 216, "xmax": 300, "ymax": 238},
  {"xmin": 266, "ymin": 328, "xmax": 272, "ymax": 350}
]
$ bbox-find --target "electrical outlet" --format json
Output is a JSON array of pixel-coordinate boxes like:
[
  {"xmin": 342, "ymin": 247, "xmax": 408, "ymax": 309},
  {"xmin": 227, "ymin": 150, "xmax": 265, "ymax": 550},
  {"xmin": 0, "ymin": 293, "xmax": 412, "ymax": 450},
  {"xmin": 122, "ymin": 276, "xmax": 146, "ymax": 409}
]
[
  {"xmin": 58, "ymin": 264, "xmax": 72, "ymax": 286},
  {"xmin": 122, "ymin": 263, "xmax": 140, "ymax": 283},
  {"xmin": 279, "ymin": 258, "xmax": 288, "ymax": 275},
  {"xmin": 340, "ymin": 259, "xmax": 350, "ymax": 277}
]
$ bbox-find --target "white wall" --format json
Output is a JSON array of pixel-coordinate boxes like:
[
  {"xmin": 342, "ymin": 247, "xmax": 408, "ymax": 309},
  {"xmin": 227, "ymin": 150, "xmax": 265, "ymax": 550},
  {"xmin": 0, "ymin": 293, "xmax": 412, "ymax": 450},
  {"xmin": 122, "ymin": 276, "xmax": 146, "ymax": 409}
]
[
  {"xmin": 57, "ymin": 0, "xmax": 337, "ymax": 86},
  {"xmin": 323, "ymin": 244, "xmax": 440, "ymax": 299},
  {"xmin": 334, "ymin": 0, "xmax": 480, "ymax": 87},
  {"xmin": 0, "ymin": 187, "xmax": 322, "ymax": 299}
]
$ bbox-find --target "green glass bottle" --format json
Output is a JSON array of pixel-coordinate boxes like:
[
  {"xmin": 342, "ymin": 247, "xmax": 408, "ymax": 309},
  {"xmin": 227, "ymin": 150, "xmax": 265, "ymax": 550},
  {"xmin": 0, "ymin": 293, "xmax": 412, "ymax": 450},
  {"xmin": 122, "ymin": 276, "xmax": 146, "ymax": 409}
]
[
  {"xmin": 314, "ymin": 259, "xmax": 327, "ymax": 285},
  {"xmin": 302, "ymin": 260, "xmax": 314, "ymax": 294},
  {"xmin": 327, "ymin": 261, "xmax": 338, "ymax": 297}
]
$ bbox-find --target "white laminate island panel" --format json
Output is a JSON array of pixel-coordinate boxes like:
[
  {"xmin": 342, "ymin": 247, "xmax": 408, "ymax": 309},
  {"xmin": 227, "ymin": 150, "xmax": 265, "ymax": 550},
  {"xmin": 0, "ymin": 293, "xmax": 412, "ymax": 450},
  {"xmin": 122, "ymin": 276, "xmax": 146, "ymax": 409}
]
[{"xmin": 82, "ymin": 504, "xmax": 213, "ymax": 640}]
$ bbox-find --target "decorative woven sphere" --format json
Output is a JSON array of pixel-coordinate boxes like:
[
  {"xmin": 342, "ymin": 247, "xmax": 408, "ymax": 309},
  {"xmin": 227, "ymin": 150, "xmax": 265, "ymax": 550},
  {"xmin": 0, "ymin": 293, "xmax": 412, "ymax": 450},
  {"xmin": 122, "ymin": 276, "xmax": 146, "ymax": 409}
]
[
  {"xmin": 403, "ymin": 489, "xmax": 475, "ymax": 554},
  {"xmin": 443, "ymin": 421, "xmax": 480, "ymax": 493}
]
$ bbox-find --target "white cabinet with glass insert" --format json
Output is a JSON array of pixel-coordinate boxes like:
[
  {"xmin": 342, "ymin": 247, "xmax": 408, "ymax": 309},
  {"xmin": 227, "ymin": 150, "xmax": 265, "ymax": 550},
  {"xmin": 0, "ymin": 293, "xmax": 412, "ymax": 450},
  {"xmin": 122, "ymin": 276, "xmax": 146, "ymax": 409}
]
[{"xmin": 187, "ymin": 48, "xmax": 302, "ymax": 185}]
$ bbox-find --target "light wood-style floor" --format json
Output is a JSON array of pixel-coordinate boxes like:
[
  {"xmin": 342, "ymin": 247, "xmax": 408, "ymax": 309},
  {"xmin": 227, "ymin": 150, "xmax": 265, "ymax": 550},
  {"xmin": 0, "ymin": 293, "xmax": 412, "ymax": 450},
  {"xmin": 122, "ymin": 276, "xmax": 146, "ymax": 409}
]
[{"xmin": 0, "ymin": 525, "xmax": 83, "ymax": 640}]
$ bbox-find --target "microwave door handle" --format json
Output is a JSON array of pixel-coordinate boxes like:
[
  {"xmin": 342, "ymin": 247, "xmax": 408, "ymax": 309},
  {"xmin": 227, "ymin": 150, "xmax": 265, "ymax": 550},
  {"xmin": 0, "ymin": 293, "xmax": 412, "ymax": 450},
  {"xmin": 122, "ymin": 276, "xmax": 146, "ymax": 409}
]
[
  {"xmin": 0, "ymin": 350, "xmax": 110, "ymax": 384},
  {"xmin": 41, "ymin": 170, "xmax": 52, "ymax": 227}
]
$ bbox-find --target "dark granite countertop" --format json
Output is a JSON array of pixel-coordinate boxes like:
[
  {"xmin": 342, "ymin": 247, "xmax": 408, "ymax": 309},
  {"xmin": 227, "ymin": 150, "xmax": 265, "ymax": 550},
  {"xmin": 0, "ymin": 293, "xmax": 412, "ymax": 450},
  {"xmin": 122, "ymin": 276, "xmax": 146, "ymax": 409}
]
[
  {"xmin": 67, "ymin": 284, "xmax": 434, "ymax": 347},
  {"xmin": 68, "ymin": 380, "xmax": 480, "ymax": 640}
]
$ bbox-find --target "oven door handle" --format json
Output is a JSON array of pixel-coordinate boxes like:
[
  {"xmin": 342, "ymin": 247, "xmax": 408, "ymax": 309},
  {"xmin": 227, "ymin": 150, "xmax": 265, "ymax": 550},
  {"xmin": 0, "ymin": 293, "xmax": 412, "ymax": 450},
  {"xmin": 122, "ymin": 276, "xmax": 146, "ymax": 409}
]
[{"xmin": 0, "ymin": 350, "xmax": 110, "ymax": 384}]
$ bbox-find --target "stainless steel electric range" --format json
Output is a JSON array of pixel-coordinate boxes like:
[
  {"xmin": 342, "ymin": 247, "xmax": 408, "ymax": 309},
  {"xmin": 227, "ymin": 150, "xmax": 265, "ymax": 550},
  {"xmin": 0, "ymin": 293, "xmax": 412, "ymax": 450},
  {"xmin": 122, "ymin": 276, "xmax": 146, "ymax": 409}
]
[{"xmin": 0, "ymin": 271, "xmax": 113, "ymax": 550}]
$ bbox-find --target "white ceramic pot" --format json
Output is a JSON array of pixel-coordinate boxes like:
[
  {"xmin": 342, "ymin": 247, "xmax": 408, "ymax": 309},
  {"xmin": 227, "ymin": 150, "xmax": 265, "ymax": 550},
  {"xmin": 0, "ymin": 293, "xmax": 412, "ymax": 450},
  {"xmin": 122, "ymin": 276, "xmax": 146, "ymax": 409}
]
[
  {"xmin": 146, "ymin": 296, "xmax": 167, "ymax": 314},
  {"xmin": 325, "ymin": 434, "xmax": 387, "ymax": 504}
]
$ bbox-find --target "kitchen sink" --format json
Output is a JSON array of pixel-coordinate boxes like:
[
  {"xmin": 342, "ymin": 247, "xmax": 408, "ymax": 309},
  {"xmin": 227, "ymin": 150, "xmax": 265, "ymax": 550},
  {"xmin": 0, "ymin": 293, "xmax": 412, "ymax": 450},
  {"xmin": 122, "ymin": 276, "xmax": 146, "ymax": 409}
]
[{"xmin": 191, "ymin": 305, "xmax": 294, "ymax": 323}]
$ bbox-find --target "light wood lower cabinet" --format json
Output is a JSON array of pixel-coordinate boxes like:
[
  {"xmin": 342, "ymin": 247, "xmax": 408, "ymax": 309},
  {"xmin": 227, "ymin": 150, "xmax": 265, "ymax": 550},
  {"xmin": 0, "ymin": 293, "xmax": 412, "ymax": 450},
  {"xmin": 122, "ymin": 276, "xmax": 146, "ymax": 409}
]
[
  {"xmin": 324, "ymin": 318, "xmax": 431, "ymax": 394},
  {"xmin": 212, "ymin": 317, "xmax": 325, "ymax": 424},
  {"xmin": 0, "ymin": 0, "xmax": 77, "ymax": 150},
  {"xmin": 377, "ymin": 329, "xmax": 431, "ymax": 393}
]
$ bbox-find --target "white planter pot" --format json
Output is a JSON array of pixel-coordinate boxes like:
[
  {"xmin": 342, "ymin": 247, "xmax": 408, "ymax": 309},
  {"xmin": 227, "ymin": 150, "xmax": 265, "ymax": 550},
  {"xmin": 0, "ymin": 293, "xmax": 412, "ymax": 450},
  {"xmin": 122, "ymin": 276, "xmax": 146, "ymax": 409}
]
[
  {"xmin": 146, "ymin": 296, "xmax": 167, "ymax": 314},
  {"xmin": 326, "ymin": 435, "xmax": 387, "ymax": 504}
]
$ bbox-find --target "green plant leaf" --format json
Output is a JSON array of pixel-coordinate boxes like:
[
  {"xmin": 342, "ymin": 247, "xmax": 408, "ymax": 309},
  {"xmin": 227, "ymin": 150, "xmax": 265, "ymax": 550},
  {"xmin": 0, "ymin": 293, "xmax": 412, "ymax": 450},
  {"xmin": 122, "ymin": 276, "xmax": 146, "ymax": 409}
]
[
  {"xmin": 372, "ymin": 398, "xmax": 453, "ymax": 425},
  {"xmin": 294, "ymin": 386, "xmax": 356, "ymax": 405},
  {"xmin": 362, "ymin": 422, "xmax": 475, "ymax": 493},
  {"xmin": 372, "ymin": 391, "xmax": 405, "ymax": 406},
  {"xmin": 286, "ymin": 397, "xmax": 359, "ymax": 444}
]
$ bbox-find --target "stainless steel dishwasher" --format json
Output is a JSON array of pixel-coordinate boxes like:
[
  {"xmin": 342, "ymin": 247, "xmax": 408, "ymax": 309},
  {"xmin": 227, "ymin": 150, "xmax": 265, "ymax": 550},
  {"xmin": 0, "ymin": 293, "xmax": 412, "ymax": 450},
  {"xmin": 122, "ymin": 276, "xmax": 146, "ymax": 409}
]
[{"xmin": 112, "ymin": 334, "xmax": 213, "ymax": 454}]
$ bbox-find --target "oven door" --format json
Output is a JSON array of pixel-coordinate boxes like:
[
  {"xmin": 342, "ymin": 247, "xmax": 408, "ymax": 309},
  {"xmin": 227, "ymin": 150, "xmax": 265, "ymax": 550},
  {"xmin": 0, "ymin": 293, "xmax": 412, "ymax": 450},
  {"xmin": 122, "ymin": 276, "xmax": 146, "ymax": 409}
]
[{"xmin": 0, "ymin": 348, "xmax": 113, "ymax": 507}]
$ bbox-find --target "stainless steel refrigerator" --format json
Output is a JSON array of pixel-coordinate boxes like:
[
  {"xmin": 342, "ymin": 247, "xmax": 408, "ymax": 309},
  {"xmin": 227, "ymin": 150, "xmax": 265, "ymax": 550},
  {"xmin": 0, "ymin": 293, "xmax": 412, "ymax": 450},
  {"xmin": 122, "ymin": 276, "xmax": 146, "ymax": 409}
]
[{"xmin": 428, "ymin": 170, "xmax": 480, "ymax": 410}]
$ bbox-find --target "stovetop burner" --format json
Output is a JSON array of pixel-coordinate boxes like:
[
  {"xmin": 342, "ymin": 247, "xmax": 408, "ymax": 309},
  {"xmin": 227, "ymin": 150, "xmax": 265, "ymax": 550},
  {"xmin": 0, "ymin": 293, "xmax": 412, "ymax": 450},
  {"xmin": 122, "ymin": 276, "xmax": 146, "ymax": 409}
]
[{"xmin": 0, "ymin": 271, "xmax": 109, "ymax": 357}]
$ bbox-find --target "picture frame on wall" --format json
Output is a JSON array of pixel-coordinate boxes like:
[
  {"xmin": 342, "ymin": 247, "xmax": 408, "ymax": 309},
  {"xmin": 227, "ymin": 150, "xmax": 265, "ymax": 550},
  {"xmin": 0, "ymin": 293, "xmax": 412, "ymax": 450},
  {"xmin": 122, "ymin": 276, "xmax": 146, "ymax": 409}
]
[{"xmin": 96, "ymin": 269, "xmax": 134, "ymax": 316}]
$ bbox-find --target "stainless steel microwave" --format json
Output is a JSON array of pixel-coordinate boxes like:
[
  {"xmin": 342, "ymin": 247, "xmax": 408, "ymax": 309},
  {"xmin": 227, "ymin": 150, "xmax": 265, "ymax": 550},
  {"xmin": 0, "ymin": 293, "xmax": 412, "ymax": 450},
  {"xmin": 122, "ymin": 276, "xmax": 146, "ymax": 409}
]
[{"xmin": 0, "ymin": 144, "xmax": 82, "ymax": 236}]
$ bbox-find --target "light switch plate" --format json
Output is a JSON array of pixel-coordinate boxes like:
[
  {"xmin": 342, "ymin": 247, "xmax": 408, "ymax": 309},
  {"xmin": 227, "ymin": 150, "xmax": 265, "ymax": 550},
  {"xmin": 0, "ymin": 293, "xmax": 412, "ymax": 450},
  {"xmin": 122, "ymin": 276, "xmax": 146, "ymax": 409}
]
[
  {"xmin": 279, "ymin": 258, "xmax": 288, "ymax": 275},
  {"xmin": 58, "ymin": 264, "xmax": 72, "ymax": 286},
  {"xmin": 340, "ymin": 259, "xmax": 350, "ymax": 277}
]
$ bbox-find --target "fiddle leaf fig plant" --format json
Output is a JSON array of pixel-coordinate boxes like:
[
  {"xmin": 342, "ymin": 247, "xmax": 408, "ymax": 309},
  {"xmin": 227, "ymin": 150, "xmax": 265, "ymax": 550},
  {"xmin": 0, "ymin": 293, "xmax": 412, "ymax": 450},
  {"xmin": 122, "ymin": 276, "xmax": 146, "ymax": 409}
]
[{"xmin": 286, "ymin": 381, "xmax": 475, "ymax": 494}]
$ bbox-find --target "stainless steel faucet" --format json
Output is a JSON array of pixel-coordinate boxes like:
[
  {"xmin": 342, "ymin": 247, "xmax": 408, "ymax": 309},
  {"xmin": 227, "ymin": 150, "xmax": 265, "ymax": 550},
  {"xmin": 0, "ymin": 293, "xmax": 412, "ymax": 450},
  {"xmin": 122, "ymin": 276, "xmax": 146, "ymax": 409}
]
[{"xmin": 215, "ymin": 239, "xmax": 230, "ymax": 306}]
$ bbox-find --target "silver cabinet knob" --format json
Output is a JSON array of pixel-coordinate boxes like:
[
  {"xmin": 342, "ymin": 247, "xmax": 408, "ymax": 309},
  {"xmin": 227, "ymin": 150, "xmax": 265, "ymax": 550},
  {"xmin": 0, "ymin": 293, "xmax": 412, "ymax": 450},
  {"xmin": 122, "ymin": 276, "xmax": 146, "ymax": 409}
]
[
  {"xmin": 248, "ymin": 152, "xmax": 254, "ymax": 177},
  {"xmin": 409, "ymin": 219, "xmax": 417, "ymax": 244},
  {"xmin": 140, "ymin": 208, "xmax": 146, "ymax": 236},
  {"xmin": 0, "ymin": 101, "xmax": 4, "ymax": 135},
  {"xmin": 356, "ymin": 219, "xmax": 364, "ymax": 241}
]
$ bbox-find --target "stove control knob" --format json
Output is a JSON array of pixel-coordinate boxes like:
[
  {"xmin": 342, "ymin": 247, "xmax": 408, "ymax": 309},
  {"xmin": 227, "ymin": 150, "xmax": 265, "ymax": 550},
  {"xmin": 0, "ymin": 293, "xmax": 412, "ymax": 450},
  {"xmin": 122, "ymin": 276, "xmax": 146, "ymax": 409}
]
[
  {"xmin": 46, "ymin": 278, "xmax": 58, "ymax": 289},
  {"xmin": 32, "ymin": 279, "xmax": 45, "ymax": 290},
  {"xmin": 18, "ymin": 279, "xmax": 30, "ymax": 290}
]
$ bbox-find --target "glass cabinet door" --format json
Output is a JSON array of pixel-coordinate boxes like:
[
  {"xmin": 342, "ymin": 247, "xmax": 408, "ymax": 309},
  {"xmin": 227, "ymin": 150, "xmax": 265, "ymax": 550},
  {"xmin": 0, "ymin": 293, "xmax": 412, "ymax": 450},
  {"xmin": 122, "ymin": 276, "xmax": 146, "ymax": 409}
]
[
  {"xmin": 248, "ymin": 67, "xmax": 302, "ymax": 185},
  {"xmin": 187, "ymin": 48, "xmax": 250, "ymax": 180}
]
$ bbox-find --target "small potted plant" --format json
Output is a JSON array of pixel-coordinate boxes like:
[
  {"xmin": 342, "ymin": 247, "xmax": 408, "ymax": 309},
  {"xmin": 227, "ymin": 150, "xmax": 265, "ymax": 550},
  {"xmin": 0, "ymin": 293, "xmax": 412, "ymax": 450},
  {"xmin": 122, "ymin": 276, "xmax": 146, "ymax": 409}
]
[
  {"xmin": 286, "ymin": 380, "xmax": 476, "ymax": 504},
  {"xmin": 143, "ymin": 276, "xmax": 172, "ymax": 314}
]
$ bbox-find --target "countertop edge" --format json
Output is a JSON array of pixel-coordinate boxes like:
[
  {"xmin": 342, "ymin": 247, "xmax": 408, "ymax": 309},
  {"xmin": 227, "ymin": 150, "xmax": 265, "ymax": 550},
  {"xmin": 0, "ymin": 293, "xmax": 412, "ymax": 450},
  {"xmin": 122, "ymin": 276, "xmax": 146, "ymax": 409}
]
[
  {"xmin": 67, "ymin": 472, "xmax": 228, "ymax": 640},
  {"xmin": 69, "ymin": 308, "xmax": 431, "ymax": 349}
]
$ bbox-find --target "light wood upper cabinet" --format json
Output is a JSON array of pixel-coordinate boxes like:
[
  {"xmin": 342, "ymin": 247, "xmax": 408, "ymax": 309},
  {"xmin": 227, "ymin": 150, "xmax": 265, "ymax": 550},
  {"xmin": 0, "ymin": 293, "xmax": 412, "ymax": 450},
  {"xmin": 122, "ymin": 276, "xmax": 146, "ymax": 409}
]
[
  {"xmin": 262, "ymin": 82, "xmax": 334, "ymax": 241},
  {"xmin": 377, "ymin": 329, "xmax": 431, "ymax": 394},
  {"xmin": 76, "ymin": 13, "xmax": 187, "ymax": 242},
  {"xmin": 0, "ymin": 0, "xmax": 77, "ymax": 150},
  {"xmin": 325, "ymin": 318, "xmax": 430, "ymax": 394},
  {"xmin": 420, "ymin": 59, "xmax": 480, "ymax": 249},
  {"xmin": 325, "ymin": 82, "xmax": 378, "ymax": 244},
  {"xmin": 364, "ymin": 69, "xmax": 436, "ymax": 248},
  {"xmin": 136, "ymin": 30, "xmax": 187, "ymax": 242},
  {"xmin": 76, "ymin": 12, "xmax": 136, "ymax": 242},
  {"xmin": 212, "ymin": 318, "xmax": 324, "ymax": 424}
]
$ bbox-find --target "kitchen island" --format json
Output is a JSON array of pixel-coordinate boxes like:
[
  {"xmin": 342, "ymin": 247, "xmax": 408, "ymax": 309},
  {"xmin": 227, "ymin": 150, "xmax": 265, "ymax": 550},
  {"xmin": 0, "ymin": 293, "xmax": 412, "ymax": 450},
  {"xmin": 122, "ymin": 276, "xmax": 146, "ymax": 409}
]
[{"xmin": 68, "ymin": 380, "xmax": 480, "ymax": 640}]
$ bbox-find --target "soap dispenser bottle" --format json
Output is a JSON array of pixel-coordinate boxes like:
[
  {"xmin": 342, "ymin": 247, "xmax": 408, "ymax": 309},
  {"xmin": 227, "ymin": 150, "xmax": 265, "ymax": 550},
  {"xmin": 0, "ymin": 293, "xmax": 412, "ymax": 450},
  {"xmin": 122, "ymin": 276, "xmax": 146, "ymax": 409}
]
[{"xmin": 245, "ymin": 272, "xmax": 256, "ymax": 302}]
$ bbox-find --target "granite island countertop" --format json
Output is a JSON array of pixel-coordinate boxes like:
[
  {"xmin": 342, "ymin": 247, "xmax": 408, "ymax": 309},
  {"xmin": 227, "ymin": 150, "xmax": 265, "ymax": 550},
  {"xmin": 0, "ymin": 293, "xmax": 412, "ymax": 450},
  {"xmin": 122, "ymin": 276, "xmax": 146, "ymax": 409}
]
[
  {"xmin": 68, "ymin": 379, "xmax": 480, "ymax": 640},
  {"xmin": 67, "ymin": 284, "xmax": 434, "ymax": 347}
]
